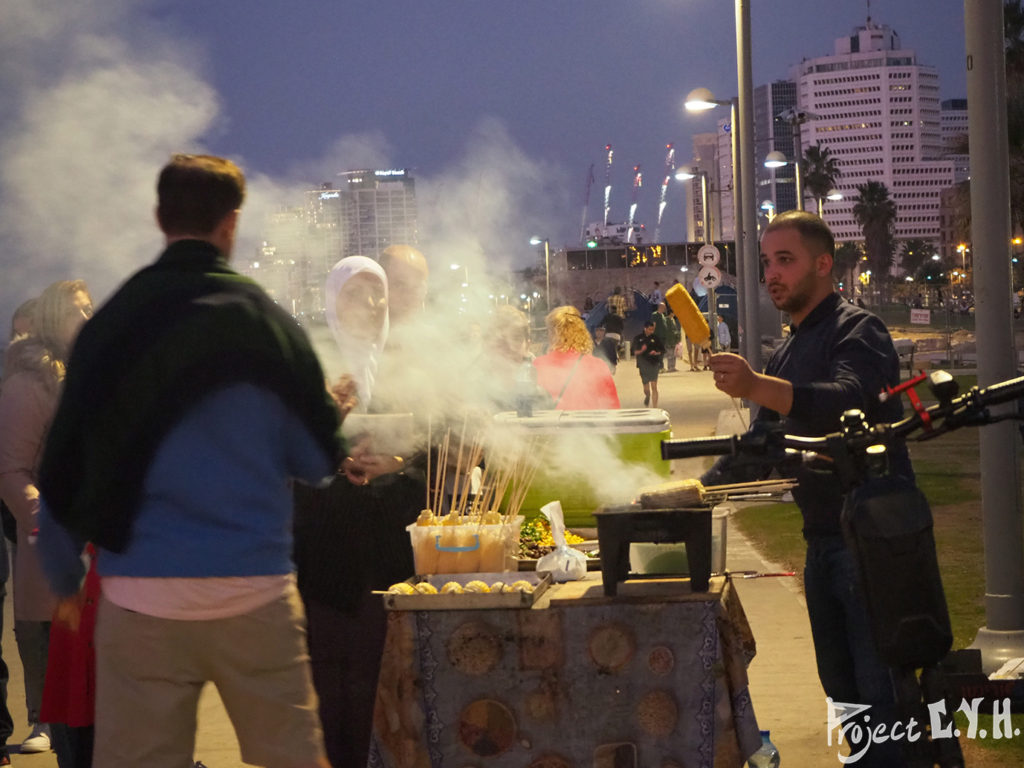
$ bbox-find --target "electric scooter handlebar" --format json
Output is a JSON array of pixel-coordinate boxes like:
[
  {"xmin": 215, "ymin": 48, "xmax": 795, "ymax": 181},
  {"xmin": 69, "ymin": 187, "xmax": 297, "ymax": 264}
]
[{"xmin": 661, "ymin": 372, "xmax": 1024, "ymax": 462}]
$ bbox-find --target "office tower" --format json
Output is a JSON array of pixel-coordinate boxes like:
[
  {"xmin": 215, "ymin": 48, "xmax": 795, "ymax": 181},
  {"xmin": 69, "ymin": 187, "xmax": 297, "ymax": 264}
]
[
  {"xmin": 941, "ymin": 98, "xmax": 970, "ymax": 184},
  {"xmin": 336, "ymin": 168, "xmax": 418, "ymax": 258},
  {"xmin": 792, "ymin": 18, "xmax": 959, "ymax": 244},
  {"xmin": 756, "ymin": 80, "xmax": 799, "ymax": 216},
  {"xmin": 684, "ymin": 132, "xmax": 721, "ymax": 242}
]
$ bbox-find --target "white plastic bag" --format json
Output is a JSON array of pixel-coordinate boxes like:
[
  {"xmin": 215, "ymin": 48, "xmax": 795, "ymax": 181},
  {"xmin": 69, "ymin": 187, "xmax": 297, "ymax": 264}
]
[{"xmin": 535, "ymin": 500, "xmax": 587, "ymax": 582}]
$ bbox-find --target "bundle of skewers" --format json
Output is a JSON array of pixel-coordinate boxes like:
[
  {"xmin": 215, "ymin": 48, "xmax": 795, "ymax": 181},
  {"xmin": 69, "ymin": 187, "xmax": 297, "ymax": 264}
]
[
  {"xmin": 409, "ymin": 416, "xmax": 542, "ymax": 574},
  {"xmin": 416, "ymin": 415, "xmax": 542, "ymax": 525},
  {"xmin": 637, "ymin": 477, "xmax": 797, "ymax": 509}
]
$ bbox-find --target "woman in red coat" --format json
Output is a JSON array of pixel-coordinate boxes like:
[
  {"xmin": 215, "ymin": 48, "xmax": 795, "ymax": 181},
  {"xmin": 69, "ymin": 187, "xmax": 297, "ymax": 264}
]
[{"xmin": 532, "ymin": 306, "xmax": 620, "ymax": 410}]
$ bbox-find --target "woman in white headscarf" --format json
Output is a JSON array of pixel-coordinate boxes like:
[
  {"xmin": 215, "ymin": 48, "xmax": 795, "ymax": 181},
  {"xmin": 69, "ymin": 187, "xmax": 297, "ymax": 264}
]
[
  {"xmin": 295, "ymin": 256, "xmax": 423, "ymax": 768},
  {"xmin": 324, "ymin": 256, "xmax": 389, "ymax": 410}
]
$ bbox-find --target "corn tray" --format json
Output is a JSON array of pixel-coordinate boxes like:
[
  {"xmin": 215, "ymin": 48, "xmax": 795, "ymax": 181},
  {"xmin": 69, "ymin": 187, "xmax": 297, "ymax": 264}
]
[{"xmin": 382, "ymin": 572, "xmax": 551, "ymax": 611}]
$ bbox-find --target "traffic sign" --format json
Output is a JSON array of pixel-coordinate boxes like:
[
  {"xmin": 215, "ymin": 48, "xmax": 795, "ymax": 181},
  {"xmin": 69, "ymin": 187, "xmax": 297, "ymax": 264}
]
[
  {"xmin": 697, "ymin": 244, "xmax": 721, "ymax": 266},
  {"xmin": 699, "ymin": 265, "xmax": 722, "ymax": 289}
]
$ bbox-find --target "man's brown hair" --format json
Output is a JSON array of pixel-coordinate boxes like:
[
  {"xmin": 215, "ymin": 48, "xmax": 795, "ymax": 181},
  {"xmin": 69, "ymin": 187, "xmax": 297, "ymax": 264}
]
[
  {"xmin": 156, "ymin": 154, "xmax": 246, "ymax": 236},
  {"xmin": 764, "ymin": 209, "xmax": 835, "ymax": 260}
]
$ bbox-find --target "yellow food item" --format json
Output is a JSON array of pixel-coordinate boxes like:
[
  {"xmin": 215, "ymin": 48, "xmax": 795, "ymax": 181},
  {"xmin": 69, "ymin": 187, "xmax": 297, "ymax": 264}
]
[
  {"xmin": 480, "ymin": 510, "xmax": 502, "ymax": 524},
  {"xmin": 440, "ymin": 581, "xmax": 464, "ymax": 594},
  {"xmin": 413, "ymin": 582, "xmax": 439, "ymax": 595},
  {"xmin": 490, "ymin": 581, "xmax": 507, "ymax": 594},
  {"xmin": 666, "ymin": 283, "xmax": 711, "ymax": 346},
  {"xmin": 464, "ymin": 580, "xmax": 491, "ymax": 593},
  {"xmin": 511, "ymin": 580, "xmax": 535, "ymax": 594},
  {"xmin": 415, "ymin": 509, "xmax": 436, "ymax": 526},
  {"xmin": 387, "ymin": 582, "xmax": 416, "ymax": 595}
]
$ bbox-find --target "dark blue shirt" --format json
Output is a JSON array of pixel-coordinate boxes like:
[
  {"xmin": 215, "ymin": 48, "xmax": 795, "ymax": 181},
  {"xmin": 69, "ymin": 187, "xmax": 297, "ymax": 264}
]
[{"xmin": 704, "ymin": 293, "xmax": 910, "ymax": 537}]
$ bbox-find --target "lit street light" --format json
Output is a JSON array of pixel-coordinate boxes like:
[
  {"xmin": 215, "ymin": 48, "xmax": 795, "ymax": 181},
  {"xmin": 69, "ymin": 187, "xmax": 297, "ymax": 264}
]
[
  {"xmin": 764, "ymin": 150, "xmax": 803, "ymax": 212},
  {"xmin": 685, "ymin": 87, "xmax": 757, "ymax": 364},
  {"xmin": 529, "ymin": 236, "xmax": 551, "ymax": 311},
  {"xmin": 674, "ymin": 166, "xmax": 711, "ymax": 244}
]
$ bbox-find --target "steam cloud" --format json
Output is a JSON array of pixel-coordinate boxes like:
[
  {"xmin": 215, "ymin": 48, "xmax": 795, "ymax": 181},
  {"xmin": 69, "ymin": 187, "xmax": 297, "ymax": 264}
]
[{"xmin": 0, "ymin": 1, "xmax": 665, "ymax": 516}]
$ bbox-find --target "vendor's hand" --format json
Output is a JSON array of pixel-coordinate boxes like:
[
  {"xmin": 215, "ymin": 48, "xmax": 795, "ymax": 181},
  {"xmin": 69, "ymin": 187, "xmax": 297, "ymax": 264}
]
[
  {"xmin": 329, "ymin": 375, "xmax": 359, "ymax": 420},
  {"xmin": 341, "ymin": 435, "xmax": 404, "ymax": 485},
  {"xmin": 708, "ymin": 352, "xmax": 756, "ymax": 398}
]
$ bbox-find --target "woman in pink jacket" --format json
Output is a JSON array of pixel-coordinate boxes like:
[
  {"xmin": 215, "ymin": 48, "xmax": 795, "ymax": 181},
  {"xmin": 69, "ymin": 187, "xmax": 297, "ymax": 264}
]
[
  {"xmin": 533, "ymin": 305, "xmax": 620, "ymax": 410},
  {"xmin": 0, "ymin": 280, "xmax": 93, "ymax": 762}
]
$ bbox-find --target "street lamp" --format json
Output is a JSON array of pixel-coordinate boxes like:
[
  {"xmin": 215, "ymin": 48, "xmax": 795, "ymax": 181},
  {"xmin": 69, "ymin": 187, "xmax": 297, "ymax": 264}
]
[
  {"xmin": 764, "ymin": 151, "xmax": 803, "ymax": 212},
  {"xmin": 957, "ymin": 242, "xmax": 971, "ymax": 297},
  {"xmin": 529, "ymin": 236, "xmax": 551, "ymax": 310},
  {"xmin": 760, "ymin": 200, "xmax": 776, "ymax": 222},
  {"xmin": 685, "ymin": 87, "xmax": 757, "ymax": 364},
  {"xmin": 815, "ymin": 188, "xmax": 843, "ymax": 219}
]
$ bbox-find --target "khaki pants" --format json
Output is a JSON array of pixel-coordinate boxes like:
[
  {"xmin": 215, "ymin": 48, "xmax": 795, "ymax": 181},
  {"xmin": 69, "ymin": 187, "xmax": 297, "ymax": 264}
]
[{"xmin": 94, "ymin": 586, "xmax": 325, "ymax": 768}]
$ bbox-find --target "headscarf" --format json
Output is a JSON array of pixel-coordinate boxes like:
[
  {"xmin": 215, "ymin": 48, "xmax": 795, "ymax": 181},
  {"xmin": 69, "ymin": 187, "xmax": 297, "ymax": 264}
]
[{"xmin": 324, "ymin": 256, "xmax": 389, "ymax": 410}]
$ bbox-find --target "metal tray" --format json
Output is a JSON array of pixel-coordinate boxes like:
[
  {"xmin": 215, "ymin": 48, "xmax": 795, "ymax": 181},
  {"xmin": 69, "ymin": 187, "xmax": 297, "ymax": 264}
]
[{"xmin": 382, "ymin": 571, "xmax": 551, "ymax": 611}]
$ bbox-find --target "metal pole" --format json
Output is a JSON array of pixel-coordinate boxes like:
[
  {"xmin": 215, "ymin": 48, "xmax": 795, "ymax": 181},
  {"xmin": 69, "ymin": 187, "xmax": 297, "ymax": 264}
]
[
  {"xmin": 730, "ymin": 99, "xmax": 748, "ymax": 362},
  {"xmin": 700, "ymin": 174, "xmax": 710, "ymax": 245},
  {"xmin": 965, "ymin": 0, "xmax": 1024, "ymax": 672},
  {"xmin": 792, "ymin": 118, "xmax": 804, "ymax": 211},
  {"xmin": 544, "ymin": 239, "xmax": 551, "ymax": 311},
  {"xmin": 736, "ymin": 0, "xmax": 760, "ymax": 369}
]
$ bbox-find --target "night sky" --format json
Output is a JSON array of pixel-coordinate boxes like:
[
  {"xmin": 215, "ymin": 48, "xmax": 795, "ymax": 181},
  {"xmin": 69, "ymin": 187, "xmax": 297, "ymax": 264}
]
[{"xmin": 0, "ymin": 0, "xmax": 968, "ymax": 321}]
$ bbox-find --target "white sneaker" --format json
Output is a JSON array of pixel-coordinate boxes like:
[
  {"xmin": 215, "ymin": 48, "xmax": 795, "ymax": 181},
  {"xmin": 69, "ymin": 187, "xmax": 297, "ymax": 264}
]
[{"xmin": 20, "ymin": 723, "xmax": 51, "ymax": 753}]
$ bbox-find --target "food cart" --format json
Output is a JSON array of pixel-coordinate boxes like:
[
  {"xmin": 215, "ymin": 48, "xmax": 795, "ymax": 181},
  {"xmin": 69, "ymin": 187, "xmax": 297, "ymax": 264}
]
[{"xmin": 368, "ymin": 573, "xmax": 761, "ymax": 768}]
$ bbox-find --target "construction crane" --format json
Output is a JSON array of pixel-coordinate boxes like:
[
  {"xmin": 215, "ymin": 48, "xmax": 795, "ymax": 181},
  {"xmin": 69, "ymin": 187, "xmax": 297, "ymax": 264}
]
[
  {"xmin": 580, "ymin": 163, "xmax": 594, "ymax": 244},
  {"xmin": 625, "ymin": 165, "xmax": 642, "ymax": 244},
  {"xmin": 653, "ymin": 143, "xmax": 676, "ymax": 242},
  {"xmin": 602, "ymin": 144, "xmax": 613, "ymax": 227}
]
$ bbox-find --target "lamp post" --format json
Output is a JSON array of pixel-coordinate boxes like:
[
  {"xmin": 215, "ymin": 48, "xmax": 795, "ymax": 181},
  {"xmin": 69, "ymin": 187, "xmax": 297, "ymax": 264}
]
[
  {"xmin": 821, "ymin": 188, "xmax": 843, "ymax": 218},
  {"xmin": 529, "ymin": 236, "xmax": 551, "ymax": 310},
  {"xmin": 764, "ymin": 151, "xmax": 803, "ymax": 212},
  {"xmin": 685, "ymin": 88, "xmax": 757, "ymax": 365}
]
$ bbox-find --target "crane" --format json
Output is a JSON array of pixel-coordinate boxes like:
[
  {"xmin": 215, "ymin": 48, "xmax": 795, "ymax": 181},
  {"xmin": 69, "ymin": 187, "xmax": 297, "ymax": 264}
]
[{"xmin": 653, "ymin": 143, "xmax": 675, "ymax": 243}]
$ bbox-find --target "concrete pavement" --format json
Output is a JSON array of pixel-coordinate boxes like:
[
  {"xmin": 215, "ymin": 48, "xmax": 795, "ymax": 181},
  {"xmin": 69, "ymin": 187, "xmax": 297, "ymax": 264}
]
[{"xmin": 0, "ymin": 361, "xmax": 828, "ymax": 768}]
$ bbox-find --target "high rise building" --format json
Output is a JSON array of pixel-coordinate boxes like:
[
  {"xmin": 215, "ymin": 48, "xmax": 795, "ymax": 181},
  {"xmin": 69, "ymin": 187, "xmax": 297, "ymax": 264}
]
[
  {"xmin": 755, "ymin": 80, "xmax": 799, "ymax": 216},
  {"xmin": 335, "ymin": 168, "xmax": 418, "ymax": 258},
  {"xmin": 792, "ymin": 18, "xmax": 959, "ymax": 245},
  {"xmin": 941, "ymin": 98, "xmax": 970, "ymax": 184},
  {"xmin": 246, "ymin": 170, "xmax": 418, "ymax": 321}
]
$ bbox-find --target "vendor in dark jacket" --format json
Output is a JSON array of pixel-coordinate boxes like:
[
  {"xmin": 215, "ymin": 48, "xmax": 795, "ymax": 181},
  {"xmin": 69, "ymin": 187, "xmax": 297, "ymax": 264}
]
[{"xmin": 703, "ymin": 210, "xmax": 910, "ymax": 768}]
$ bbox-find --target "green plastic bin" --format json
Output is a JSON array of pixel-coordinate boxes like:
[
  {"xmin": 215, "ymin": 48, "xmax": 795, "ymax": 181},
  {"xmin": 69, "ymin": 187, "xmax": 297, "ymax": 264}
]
[{"xmin": 493, "ymin": 408, "xmax": 672, "ymax": 528}]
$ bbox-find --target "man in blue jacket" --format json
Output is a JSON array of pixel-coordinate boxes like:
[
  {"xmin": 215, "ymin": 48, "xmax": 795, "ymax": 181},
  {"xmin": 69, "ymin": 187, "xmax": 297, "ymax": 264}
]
[{"xmin": 37, "ymin": 154, "xmax": 351, "ymax": 768}]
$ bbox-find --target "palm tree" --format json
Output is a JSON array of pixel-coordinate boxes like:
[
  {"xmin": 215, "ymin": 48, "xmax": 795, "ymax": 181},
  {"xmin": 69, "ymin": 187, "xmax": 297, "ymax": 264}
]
[
  {"xmin": 898, "ymin": 239, "xmax": 935, "ymax": 278},
  {"xmin": 833, "ymin": 241, "xmax": 863, "ymax": 299},
  {"xmin": 801, "ymin": 143, "xmax": 842, "ymax": 216},
  {"xmin": 852, "ymin": 180, "xmax": 897, "ymax": 300}
]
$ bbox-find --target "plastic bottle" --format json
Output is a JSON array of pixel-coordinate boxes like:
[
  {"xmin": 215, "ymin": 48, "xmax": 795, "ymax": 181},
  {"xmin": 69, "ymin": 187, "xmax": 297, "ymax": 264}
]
[{"xmin": 747, "ymin": 730, "xmax": 780, "ymax": 768}]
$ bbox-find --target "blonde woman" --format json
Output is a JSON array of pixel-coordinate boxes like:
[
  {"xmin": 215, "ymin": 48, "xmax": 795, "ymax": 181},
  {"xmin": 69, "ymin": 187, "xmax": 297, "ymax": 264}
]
[
  {"xmin": 532, "ymin": 305, "xmax": 619, "ymax": 410},
  {"xmin": 0, "ymin": 280, "xmax": 92, "ymax": 759}
]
